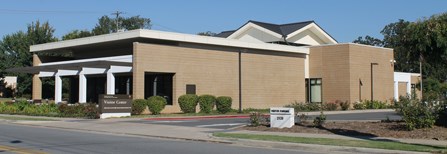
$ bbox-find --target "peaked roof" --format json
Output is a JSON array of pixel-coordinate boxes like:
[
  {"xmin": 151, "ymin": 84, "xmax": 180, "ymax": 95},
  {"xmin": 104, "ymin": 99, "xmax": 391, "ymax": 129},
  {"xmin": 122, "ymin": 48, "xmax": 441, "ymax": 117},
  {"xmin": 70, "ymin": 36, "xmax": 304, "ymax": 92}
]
[{"xmin": 216, "ymin": 20, "xmax": 314, "ymax": 38}]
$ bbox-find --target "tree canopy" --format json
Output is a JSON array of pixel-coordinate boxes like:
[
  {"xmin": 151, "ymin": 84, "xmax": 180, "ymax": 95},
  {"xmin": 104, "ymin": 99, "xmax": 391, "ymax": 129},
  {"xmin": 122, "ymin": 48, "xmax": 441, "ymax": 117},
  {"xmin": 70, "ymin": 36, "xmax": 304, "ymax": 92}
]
[
  {"xmin": 0, "ymin": 21, "xmax": 58, "ymax": 96},
  {"xmin": 64, "ymin": 15, "xmax": 151, "ymax": 40}
]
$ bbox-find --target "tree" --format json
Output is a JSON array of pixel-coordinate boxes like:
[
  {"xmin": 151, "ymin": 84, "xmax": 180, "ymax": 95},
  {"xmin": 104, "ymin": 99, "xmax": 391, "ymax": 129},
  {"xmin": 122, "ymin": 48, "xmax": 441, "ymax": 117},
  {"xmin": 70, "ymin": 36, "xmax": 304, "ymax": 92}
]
[
  {"xmin": 197, "ymin": 31, "xmax": 216, "ymax": 36},
  {"xmin": 353, "ymin": 35, "xmax": 384, "ymax": 47},
  {"xmin": 62, "ymin": 30, "xmax": 93, "ymax": 40},
  {"xmin": 0, "ymin": 21, "xmax": 58, "ymax": 97},
  {"xmin": 63, "ymin": 15, "xmax": 152, "ymax": 40}
]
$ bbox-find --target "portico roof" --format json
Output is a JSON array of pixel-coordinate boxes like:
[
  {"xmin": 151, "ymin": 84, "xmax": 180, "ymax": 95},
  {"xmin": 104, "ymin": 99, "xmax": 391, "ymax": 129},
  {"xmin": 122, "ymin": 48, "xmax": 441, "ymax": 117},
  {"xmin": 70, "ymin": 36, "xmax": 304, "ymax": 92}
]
[
  {"xmin": 6, "ymin": 61, "xmax": 132, "ymax": 74},
  {"xmin": 30, "ymin": 29, "xmax": 309, "ymax": 55}
]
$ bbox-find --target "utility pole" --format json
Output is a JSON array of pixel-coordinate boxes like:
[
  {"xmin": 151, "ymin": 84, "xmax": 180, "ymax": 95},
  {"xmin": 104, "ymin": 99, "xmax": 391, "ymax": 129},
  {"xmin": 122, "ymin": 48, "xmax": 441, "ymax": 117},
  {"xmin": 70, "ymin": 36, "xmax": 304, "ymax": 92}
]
[{"xmin": 111, "ymin": 11, "xmax": 124, "ymax": 32}]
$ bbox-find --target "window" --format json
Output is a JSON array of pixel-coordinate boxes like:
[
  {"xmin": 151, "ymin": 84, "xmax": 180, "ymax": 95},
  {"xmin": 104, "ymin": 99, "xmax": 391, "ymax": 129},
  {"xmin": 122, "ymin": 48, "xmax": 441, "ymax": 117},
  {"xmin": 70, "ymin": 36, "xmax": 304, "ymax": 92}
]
[
  {"xmin": 186, "ymin": 84, "xmax": 196, "ymax": 94},
  {"xmin": 305, "ymin": 78, "xmax": 322, "ymax": 103}
]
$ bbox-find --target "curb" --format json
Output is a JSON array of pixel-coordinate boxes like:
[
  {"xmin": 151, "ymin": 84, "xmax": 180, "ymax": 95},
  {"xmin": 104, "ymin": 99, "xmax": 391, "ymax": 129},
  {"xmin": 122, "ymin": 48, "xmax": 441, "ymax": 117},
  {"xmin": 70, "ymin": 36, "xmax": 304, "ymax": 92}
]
[
  {"xmin": 144, "ymin": 115, "xmax": 250, "ymax": 121},
  {"xmin": 212, "ymin": 136, "xmax": 429, "ymax": 154}
]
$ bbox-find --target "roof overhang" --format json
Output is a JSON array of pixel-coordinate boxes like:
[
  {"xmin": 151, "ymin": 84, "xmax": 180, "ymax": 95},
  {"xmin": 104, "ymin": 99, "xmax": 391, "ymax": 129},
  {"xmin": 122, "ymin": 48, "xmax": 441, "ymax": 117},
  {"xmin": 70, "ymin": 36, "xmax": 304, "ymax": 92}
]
[
  {"xmin": 226, "ymin": 22, "xmax": 283, "ymax": 39},
  {"xmin": 6, "ymin": 61, "xmax": 132, "ymax": 74},
  {"xmin": 31, "ymin": 29, "xmax": 309, "ymax": 55}
]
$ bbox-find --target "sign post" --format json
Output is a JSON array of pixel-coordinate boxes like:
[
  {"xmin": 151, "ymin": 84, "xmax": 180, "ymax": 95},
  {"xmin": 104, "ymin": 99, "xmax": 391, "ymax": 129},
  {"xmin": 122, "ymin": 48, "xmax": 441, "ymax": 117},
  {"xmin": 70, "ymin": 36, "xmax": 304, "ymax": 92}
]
[{"xmin": 99, "ymin": 94, "xmax": 132, "ymax": 119}]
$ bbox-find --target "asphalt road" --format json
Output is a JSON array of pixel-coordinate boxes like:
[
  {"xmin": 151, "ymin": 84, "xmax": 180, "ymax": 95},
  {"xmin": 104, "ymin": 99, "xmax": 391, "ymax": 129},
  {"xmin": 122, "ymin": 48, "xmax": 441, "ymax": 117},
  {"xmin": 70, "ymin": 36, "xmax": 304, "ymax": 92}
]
[
  {"xmin": 0, "ymin": 123, "xmax": 319, "ymax": 154},
  {"xmin": 137, "ymin": 111, "xmax": 401, "ymax": 129}
]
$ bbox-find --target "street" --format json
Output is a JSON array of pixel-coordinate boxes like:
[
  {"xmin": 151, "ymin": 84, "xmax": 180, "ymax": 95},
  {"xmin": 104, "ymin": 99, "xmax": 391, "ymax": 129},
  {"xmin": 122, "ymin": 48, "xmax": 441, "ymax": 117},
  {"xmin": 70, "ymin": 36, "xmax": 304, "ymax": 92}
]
[{"xmin": 0, "ymin": 123, "xmax": 319, "ymax": 154}]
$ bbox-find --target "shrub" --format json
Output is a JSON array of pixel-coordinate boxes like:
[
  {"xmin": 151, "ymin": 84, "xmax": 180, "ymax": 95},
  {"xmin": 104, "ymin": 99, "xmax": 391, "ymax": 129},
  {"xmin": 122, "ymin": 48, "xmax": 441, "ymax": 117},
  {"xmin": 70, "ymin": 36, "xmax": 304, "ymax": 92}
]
[
  {"xmin": 396, "ymin": 97, "xmax": 438, "ymax": 130},
  {"xmin": 58, "ymin": 103, "xmax": 85, "ymax": 117},
  {"xmin": 364, "ymin": 100, "xmax": 388, "ymax": 109},
  {"xmin": 339, "ymin": 101, "xmax": 350, "ymax": 110},
  {"xmin": 83, "ymin": 103, "xmax": 99, "ymax": 119},
  {"xmin": 323, "ymin": 102, "xmax": 339, "ymax": 111},
  {"xmin": 178, "ymin": 94, "xmax": 199, "ymax": 113},
  {"xmin": 249, "ymin": 112, "xmax": 266, "ymax": 127},
  {"xmin": 353, "ymin": 102, "xmax": 366, "ymax": 110},
  {"xmin": 132, "ymin": 99, "xmax": 148, "ymax": 115},
  {"xmin": 147, "ymin": 96, "xmax": 167, "ymax": 115},
  {"xmin": 313, "ymin": 111, "xmax": 326, "ymax": 127},
  {"xmin": 285, "ymin": 101, "xmax": 321, "ymax": 112},
  {"xmin": 198, "ymin": 95, "xmax": 216, "ymax": 113},
  {"xmin": 216, "ymin": 96, "xmax": 232, "ymax": 114}
]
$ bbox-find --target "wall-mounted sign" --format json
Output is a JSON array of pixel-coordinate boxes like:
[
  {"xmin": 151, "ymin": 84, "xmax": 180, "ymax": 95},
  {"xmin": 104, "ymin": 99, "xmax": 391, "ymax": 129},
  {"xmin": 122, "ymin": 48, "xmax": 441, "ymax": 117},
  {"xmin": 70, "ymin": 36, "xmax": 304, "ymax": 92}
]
[{"xmin": 99, "ymin": 94, "xmax": 132, "ymax": 113}]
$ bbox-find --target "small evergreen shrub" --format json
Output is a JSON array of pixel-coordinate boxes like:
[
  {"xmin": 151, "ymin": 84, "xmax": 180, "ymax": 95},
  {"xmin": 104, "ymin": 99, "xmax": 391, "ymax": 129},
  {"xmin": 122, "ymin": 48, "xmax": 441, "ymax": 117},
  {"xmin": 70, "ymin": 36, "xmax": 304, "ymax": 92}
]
[
  {"xmin": 147, "ymin": 96, "xmax": 167, "ymax": 115},
  {"xmin": 198, "ymin": 94, "xmax": 216, "ymax": 113},
  {"xmin": 178, "ymin": 94, "xmax": 199, "ymax": 113},
  {"xmin": 216, "ymin": 96, "xmax": 232, "ymax": 114},
  {"xmin": 132, "ymin": 99, "xmax": 148, "ymax": 115}
]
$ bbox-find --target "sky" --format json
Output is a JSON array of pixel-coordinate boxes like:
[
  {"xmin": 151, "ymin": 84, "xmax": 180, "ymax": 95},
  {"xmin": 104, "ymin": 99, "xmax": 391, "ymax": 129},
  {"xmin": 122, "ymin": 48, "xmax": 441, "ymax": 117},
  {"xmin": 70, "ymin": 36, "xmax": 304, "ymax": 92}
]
[{"xmin": 0, "ymin": 0, "xmax": 446, "ymax": 43}]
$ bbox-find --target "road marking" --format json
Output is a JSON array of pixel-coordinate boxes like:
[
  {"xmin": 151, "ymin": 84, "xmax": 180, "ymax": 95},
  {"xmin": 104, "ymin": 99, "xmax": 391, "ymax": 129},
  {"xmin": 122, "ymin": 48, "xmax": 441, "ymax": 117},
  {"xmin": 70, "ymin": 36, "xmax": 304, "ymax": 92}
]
[
  {"xmin": 196, "ymin": 123, "xmax": 246, "ymax": 128},
  {"xmin": 0, "ymin": 145, "xmax": 48, "ymax": 154}
]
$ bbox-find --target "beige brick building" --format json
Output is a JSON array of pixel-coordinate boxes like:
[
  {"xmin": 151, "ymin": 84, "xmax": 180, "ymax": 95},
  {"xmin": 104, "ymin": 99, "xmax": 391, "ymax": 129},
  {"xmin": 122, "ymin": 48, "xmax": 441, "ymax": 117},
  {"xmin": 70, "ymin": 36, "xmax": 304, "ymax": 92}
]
[{"xmin": 8, "ymin": 20, "xmax": 420, "ymax": 114}]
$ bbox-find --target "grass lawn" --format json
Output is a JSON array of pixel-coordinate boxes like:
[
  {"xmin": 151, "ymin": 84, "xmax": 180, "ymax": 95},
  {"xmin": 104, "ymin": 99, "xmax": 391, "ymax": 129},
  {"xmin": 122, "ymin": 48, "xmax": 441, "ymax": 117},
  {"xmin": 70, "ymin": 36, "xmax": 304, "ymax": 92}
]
[
  {"xmin": 214, "ymin": 132, "xmax": 447, "ymax": 153},
  {"xmin": 0, "ymin": 115, "xmax": 58, "ymax": 121}
]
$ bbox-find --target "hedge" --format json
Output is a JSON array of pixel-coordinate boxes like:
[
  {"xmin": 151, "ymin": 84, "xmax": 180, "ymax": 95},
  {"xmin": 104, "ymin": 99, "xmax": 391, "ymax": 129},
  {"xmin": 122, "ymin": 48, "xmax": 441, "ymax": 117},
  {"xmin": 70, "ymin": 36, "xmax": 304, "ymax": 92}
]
[
  {"xmin": 198, "ymin": 95, "xmax": 216, "ymax": 113},
  {"xmin": 216, "ymin": 96, "xmax": 232, "ymax": 114},
  {"xmin": 147, "ymin": 96, "xmax": 167, "ymax": 115},
  {"xmin": 178, "ymin": 94, "xmax": 199, "ymax": 113}
]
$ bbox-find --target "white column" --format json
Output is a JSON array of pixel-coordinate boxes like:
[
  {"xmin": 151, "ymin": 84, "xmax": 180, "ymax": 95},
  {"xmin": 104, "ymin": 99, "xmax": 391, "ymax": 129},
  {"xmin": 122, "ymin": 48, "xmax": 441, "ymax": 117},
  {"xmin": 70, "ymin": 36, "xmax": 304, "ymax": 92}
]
[
  {"xmin": 406, "ymin": 82, "xmax": 412, "ymax": 96},
  {"xmin": 106, "ymin": 71, "xmax": 115, "ymax": 95},
  {"xmin": 79, "ymin": 71, "xmax": 87, "ymax": 103},
  {"xmin": 55, "ymin": 73, "xmax": 62, "ymax": 103},
  {"xmin": 394, "ymin": 81, "xmax": 399, "ymax": 101}
]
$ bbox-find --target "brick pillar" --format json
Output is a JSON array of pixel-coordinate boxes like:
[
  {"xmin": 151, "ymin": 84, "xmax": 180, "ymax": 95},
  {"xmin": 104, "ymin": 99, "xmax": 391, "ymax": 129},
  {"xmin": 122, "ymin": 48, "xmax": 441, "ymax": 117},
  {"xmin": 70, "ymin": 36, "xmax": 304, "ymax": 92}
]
[
  {"xmin": 132, "ymin": 42, "xmax": 145, "ymax": 99},
  {"xmin": 32, "ymin": 54, "xmax": 42, "ymax": 100}
]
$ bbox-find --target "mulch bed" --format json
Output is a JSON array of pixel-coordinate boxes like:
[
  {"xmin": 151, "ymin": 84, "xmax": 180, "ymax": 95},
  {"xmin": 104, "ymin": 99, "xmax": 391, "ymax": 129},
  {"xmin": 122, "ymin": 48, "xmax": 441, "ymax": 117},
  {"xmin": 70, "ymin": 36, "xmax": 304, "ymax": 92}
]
[{"xmin": 241, "ymin": 121, "xmax": 447, "ymax": 140}]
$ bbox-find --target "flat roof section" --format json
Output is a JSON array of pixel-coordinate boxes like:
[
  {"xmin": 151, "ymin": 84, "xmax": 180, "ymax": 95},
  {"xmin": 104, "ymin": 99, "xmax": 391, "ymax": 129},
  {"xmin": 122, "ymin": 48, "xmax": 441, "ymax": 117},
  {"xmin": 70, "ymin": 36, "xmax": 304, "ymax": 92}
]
[{"xmin": 30, "ymin": 29, "xmax": 309, "ymax": 55}]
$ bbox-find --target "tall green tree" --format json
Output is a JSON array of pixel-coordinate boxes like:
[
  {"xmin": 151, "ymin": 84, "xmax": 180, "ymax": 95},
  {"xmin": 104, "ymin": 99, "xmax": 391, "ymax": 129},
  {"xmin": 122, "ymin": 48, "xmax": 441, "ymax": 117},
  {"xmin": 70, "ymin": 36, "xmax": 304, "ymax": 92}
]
[
  {"xmin": 353, "ymin": 35, "xmax": 384, "ymax": 47},
  {"xmin": 0, "ymin": 21, "xmax": 58, "ymax": 97}
]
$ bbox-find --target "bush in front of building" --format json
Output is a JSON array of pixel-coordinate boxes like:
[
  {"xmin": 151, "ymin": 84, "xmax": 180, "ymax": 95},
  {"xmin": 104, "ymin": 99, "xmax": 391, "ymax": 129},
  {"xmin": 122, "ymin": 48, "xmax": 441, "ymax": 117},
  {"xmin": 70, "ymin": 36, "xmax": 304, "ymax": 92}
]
[
  {"xmin": 339, "ymin": 101, "xmax": 350, "ymax": 110},
  {"xmin": 198, "ymin": 94, "xmax": 216, "ymax": 113},
  {"xmin": 353, "ymin": 102, "xmax": 366, "ymax": 110},
  {"xmin": 132, "ymin": 99, "xmax": 148, "ymax": 115},
  {"xmin": 364, "ymin": 100, "xmax": 388, "ymax": 109},
  {"xmin": 395, "ymin": 96, "xmax": 439, "ymax": 130},
  {"xmin": 178, "ymin": 94, "xmax": 199, "ymax": 113},
  {"xmin": 284, "ymin": 101, "xmax": 321, "ymax": 112},
  {"xmin": 216, "ymin": 96, "xmax": 232, "ymax": 114},
  {"xmin": 147, "ymin": 96, "xmax": 167, "ymax": 115},
  {"xmin": 58, "ymin": 103, "xmax": 99, "ymax": 119},
  {"xmin": 322, "ymin": 102, "xmax": 339, "ymax": 111}
]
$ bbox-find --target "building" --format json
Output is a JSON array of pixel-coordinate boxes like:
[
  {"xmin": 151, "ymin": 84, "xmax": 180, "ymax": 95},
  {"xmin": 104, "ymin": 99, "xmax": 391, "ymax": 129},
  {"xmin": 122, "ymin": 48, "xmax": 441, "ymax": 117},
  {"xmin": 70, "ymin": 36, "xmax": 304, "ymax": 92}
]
[{"xmin": 7, "ymin": 20, "xmax": 419, "ymax": 113}]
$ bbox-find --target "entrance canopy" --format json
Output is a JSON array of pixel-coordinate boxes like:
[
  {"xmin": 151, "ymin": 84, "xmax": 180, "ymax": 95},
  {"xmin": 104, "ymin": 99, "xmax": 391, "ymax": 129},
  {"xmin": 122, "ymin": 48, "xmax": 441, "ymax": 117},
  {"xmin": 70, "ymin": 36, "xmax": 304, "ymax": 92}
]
[{"xmin": 6, "ymin": 55, "xmax": 133, "ymax": 103}]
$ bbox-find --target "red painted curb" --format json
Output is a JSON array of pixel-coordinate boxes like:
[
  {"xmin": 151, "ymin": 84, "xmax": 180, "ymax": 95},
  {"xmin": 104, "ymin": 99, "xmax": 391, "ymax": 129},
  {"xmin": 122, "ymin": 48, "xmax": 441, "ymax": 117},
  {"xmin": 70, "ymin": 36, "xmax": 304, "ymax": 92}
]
[{"xmin": 144, "ymin": 115, "xmax": 250, "ymax": 121}]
